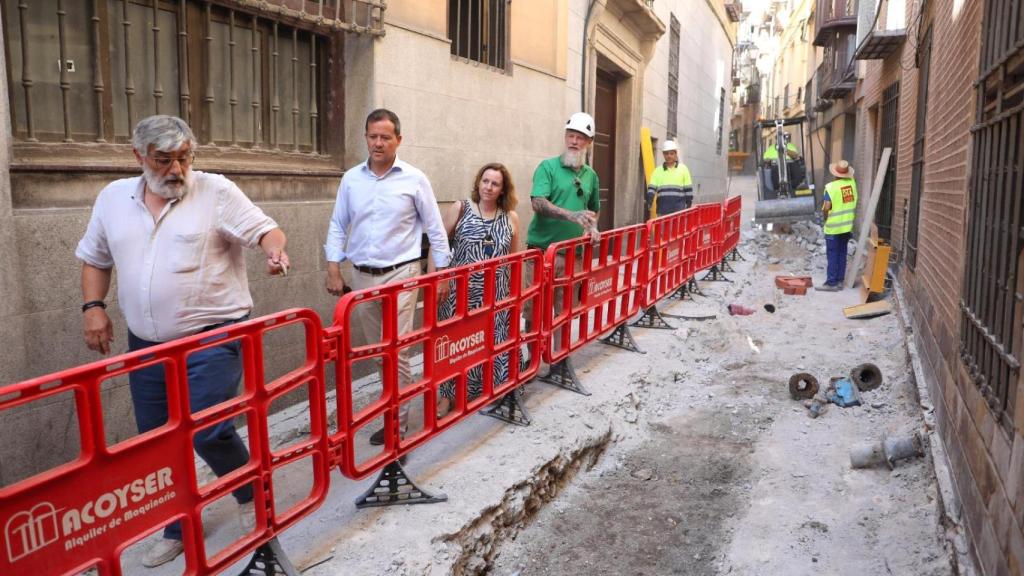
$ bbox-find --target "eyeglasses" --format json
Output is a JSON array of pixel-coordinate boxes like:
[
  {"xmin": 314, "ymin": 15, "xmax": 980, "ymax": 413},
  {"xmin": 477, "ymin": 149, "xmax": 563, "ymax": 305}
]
[
  {"xmin": 150, "ymin": 153, "xmax": 195, "ymax": 170},
  {"xmin": 573, "ymin": 177, "xmax": 583, "ymax": 198}
]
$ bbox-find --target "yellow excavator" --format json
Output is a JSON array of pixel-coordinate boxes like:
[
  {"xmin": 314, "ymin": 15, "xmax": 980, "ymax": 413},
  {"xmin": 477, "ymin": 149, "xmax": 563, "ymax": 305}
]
[{"xmin": 753, "ymin": 116, "xmax": 817, "ymax": 224}]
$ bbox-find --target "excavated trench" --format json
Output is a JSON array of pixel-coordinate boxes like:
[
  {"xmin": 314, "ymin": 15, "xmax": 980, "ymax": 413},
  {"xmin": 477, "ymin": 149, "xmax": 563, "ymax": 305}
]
[{"xmin": 436, "ymin": 429, "xmax": 614, "ymax": 575}]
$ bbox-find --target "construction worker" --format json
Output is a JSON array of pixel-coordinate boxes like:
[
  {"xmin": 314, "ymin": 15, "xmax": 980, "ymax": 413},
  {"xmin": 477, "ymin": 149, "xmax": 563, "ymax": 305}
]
[
  {"xmin": 818, "ymin": 160, "xmax": 858, "ymax": 291},
  {"xmin": 645, "ymin": 139, "xmax": 694, "ymax": 217},
  {"xmin": 763, "ymin": 132, "xmax": 800, "ymax": 161}
]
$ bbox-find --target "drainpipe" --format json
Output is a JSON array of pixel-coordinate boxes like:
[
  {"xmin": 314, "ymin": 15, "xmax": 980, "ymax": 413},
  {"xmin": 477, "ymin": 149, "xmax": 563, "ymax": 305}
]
[{"xmin": 581, "ymin": 0, "xmax": 598, "ymax": 111}]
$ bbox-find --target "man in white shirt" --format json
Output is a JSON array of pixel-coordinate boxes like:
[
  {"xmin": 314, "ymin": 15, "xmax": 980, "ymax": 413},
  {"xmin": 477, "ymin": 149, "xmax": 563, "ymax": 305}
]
[
  {"xmin": 76, "ymin": 115, "xmax": 289, "ymax": 568},
  {"xmin": 324, "ymin": 108, "xmax": 451, "ymax": 445}
]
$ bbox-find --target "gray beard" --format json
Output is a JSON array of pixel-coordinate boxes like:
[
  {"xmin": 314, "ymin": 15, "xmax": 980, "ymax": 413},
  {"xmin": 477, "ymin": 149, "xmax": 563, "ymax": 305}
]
[
  {"xmin": 142, "ymin": 164, "xmax": 191, "ymax": 200},
  {"xmin": 560, "ymin": 150, "xmax": 586, "ymax": 169}
]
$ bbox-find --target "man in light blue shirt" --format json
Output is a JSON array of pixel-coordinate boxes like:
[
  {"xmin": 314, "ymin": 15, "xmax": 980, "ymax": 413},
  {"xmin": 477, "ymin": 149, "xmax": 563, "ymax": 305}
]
[{"xmin": 324, "ymin": 108, "xmax": 450, "ymax": 445}]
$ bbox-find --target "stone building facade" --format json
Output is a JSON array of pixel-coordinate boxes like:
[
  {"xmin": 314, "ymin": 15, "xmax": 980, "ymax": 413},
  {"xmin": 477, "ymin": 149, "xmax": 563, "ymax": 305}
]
[{"xmin": 0, "ymin": 1, "xmax": 734, "ymax": 486}]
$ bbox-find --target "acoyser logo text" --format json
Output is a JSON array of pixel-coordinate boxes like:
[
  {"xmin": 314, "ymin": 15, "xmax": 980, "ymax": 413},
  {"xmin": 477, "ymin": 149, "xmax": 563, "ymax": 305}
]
[
  {"xmin": 588, "ymin": 277, "xmax": 614, "ymax": 300},
  {"xmin": 4, "ymin": 467, "xmax": 175, "ymax": 562},
  {"xmin": 435, "ymin": 330, "xmax": 487, "ymax": 364}
]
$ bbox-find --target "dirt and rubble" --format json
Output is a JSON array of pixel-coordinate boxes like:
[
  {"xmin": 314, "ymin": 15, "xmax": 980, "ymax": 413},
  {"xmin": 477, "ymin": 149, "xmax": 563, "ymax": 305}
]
[
  {"xmin": 484, "ymin": 224, "xmax": 955, "ymax": 576},
  {"xmin": 127, "ymin": 184, "xmax": 958, "ymax": 576},
  {"xmin": 285, "ymin": 219, "xmax": 954, "ymax": 575}
]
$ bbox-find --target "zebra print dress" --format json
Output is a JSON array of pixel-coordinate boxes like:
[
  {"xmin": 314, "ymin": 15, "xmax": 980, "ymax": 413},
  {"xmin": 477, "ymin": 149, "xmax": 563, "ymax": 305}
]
[{"xmin": 438, "ymin": 200, "xmax": 515, "ymax": 401}]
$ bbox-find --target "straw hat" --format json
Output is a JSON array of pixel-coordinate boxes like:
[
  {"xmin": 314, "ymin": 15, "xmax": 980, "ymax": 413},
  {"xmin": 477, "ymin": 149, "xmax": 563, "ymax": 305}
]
[{"xmin": 829, "ymin": 160, "xmax": 854, "ymax": 178}]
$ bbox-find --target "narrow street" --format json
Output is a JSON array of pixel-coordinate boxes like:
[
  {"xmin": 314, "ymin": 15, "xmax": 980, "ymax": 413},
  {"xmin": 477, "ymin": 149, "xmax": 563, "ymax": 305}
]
[{"xmin": 263, "ymin": 177, "xmax": 956, "ymax": 576}]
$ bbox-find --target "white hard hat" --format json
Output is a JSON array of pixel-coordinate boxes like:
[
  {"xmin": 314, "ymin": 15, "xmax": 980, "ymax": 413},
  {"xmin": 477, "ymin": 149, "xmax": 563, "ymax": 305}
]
[
  {"xmin": 565, "ymin": 112, "xmax": 596, "ymax": 138},
  {"xmin": 661, "ymin": 140, "xmax": 679, "ymax": 152}
]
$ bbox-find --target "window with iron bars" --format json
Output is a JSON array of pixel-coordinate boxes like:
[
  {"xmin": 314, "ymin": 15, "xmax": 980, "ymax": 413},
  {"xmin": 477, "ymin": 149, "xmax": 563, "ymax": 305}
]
[
  {"xmin": 1, "ymin": 0, "xmax": 344, "ymax": 154},
  {"xmin": 905, "ymin": 26, "xmax": 930, "ymax": 270},
  {"xmin": 876, "ymin": 81, "xmax": 899, "ymax": 241},
  {"xmin": 960, "ymin": 0, "xmax": 1024, "ymax": 430},
  {"xmin": 667, "ymin": 14, "xmax": 680, "ymax": 140},
  {"xmin": 448, "ymin": 0, "xmax": 508, "ymax": 71}
]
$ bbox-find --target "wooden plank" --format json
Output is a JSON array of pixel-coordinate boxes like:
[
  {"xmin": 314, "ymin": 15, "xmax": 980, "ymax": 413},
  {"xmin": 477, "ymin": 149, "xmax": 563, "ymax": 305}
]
[
  {"xmin": 844, "ymin": 300, "xmax": 893, "ymax": 319},
  {"xmin": 844, "ymin": 147, "xmax": 892, "ymax": 289}
]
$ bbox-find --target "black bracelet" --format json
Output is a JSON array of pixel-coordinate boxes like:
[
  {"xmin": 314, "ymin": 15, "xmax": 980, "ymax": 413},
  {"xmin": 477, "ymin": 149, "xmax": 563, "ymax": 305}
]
[{"xmin": 81, "ymin": 300, "xmax": 107, "ymax": 313}]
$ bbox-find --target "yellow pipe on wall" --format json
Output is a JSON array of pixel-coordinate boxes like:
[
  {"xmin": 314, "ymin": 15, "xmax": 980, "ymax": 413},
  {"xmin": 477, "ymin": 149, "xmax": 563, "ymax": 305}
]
[{"xmin": 641, "ymin": 127, "xmax": 656, "ymax": 219}]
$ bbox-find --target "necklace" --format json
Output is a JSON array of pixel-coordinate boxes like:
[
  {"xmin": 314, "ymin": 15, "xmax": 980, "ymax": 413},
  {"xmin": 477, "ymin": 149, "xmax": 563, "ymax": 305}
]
[{"xmin": 475, "ymin": 201, "xmax": 498, "ymax": 221}]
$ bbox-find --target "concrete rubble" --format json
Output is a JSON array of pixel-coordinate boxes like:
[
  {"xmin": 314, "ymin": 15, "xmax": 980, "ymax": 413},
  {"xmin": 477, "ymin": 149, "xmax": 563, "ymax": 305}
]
[{"xmin": 130, "ymin": 179, "xmax": 958, "ymax": 576}]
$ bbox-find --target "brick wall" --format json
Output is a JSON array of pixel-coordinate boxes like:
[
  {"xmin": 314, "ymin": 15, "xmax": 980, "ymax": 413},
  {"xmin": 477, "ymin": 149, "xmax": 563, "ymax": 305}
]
[{"xmin": 889, "ymin": 0, "xmax": 1024, "ymax": 571}]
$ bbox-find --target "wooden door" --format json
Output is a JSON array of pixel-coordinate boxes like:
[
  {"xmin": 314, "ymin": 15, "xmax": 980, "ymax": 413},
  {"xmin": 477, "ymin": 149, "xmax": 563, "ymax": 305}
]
[{"xmin": 593, "ymin": 70, "xmax": 617, "ymax": 231}]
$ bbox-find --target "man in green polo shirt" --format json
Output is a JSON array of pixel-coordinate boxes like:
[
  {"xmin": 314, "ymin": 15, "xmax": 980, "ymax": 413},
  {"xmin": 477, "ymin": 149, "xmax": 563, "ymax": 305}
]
[{"xmin": 527, "ymin": 112, "xmax": 601, "ymax": 251}]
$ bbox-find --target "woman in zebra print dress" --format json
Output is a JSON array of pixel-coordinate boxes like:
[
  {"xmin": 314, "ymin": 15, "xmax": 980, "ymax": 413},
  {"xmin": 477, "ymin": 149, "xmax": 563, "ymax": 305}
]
[{"xmin": 435, "ymin": 163, "xmax": 520, "ymax": 416}]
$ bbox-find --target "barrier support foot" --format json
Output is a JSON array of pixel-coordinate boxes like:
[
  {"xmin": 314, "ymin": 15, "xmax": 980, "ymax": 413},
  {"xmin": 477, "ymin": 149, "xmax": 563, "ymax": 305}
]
[
  {"xmin": 631, "ymin": 305, "xmax": 675, "ymax": 330},
  {"xmin": 355, "ymin": 460, "xmax": 448, "ymax": 508},
  {"xmin": 688, "ymin": 278, "xmax": 706, "ymax": 296},
  {"xmin": 728, "ymin": 248, "xmax": 745, "ymax": 262},
  {"xmin": 720, "ymin": 258, "xmax": 736, "ymax": 273},
  {"xmin": 239, "ymin": 537, "xmax": 300, "ymax": 576},
  {"xmin": 600, "ymin": 323, "xmax": 645, "ymax": 354},
  {"xmin": 701, "ymin": 265, "xmax": 732, "ymax": 282},
  {"xmin": 538, "ymin": 358, "xmax": 590, "ymax": 396},
  {"xmin": 482, "ymin": 389, "xmax": 532, "ymax": 426},
  {"xmin": 668, "ymin": 283, "xmax": 688, "ymax": 300}
]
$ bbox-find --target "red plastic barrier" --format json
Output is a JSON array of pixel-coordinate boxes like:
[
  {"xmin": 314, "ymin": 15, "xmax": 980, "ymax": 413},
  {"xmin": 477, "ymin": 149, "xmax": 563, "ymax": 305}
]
[
  {"xmin": 328, "ymin": 250, "xmax": 544, "ymax": 479},
  {"xmin": 641, "ymin": 208, "xmax": 694, "ymax": 308},
  {"xmin": 0, "ymin": 310, "xmax": 329, "ymax": 576},
  {"xmin": 543, "ymin": 225, "xmax": 648, "ymax": 364},
  {"xmin": 693, "ymin": 203, "xmax": 723, "ymax": 272},
  {"xmin": 723, "ymin": 196, "xmax": 742, "ymax": 254}
]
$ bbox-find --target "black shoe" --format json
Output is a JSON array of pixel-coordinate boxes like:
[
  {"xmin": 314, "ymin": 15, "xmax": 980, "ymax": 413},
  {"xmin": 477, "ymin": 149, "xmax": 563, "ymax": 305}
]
[
  {"xmin": 369, "ymin": 428, "xmax": 385, "ymax": 446},
  {"xmin": 369, "ymin": 425, "xmax": 407, "ymax": 446}
]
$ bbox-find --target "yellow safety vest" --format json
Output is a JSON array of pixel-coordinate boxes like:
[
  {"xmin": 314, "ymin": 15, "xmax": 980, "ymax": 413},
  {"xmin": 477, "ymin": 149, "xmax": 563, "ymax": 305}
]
[
  {"xmin": 824, "ymin": 178, "xmax": 858, "ymax": 235},
  {"xmin": 763, "ymin": 142, "xmax": 799, "ymax": 161},
  {"xmin": 647, "ymin": 164, "xmax": 694, "ymax": 218}
]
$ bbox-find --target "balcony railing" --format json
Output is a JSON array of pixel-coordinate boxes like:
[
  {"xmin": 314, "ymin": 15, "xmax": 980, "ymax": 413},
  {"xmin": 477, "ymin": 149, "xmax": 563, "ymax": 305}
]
[
  {"xmin": 816, "ymin": 31, "xmax": 857, "ymax": 100},
  {"xmin": 854, "ymin": 0, "xmax": 907, "ymax": 59},
  {"xmin": 814, "ymin": 0, "xmax": 858, "ymax": 46}
]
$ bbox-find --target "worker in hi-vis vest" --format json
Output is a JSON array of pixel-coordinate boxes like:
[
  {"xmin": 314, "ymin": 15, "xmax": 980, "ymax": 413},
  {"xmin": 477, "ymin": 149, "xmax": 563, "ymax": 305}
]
[
  {"xmin": 645, "ymin": 139, "xmax": 693, "ymax": 218},
  {"xmin": 763, "ymin": 132, "xmax": 801, "ymax": 162},
  {"xmin": 818, "ymin": 160, "xmax": 858, "ymax": 291}
]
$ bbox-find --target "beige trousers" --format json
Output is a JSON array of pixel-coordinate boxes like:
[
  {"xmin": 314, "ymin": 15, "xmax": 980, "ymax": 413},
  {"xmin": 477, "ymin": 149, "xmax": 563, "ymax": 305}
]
[{"xmin": 349, "ymin": 262, "xmax": 420, "ymax": 425}]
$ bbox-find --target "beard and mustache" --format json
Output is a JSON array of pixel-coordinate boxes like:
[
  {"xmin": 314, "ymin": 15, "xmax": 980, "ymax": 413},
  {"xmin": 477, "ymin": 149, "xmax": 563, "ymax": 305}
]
[
  {"xmin": 142, "ymin": 162, "xmax": 193, "ymax": 200},
  {"xmin": 560, "ymin": 149, "xmax": 587, "ymax": 169}
]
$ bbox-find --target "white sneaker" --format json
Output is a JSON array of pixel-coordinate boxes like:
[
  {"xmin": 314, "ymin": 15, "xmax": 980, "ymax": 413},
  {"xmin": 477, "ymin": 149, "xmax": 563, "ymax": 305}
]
[
  {"xmin": 238, "ymin": 500, "xmax": 257, "ymax": 533},
  {"xmin": 142, "ymin": 538, "xmax": 184, "ymax": 568}
]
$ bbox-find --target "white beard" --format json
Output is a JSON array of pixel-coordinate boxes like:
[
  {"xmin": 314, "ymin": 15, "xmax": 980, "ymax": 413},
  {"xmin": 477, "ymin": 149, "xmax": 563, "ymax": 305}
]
[
  {"xmin": 142, "ymin": 164, "xmax": 192, "ymax": 200},
  {"xmin": 560, "ymin": 149, "xmax": 586, "ymax": 169}
]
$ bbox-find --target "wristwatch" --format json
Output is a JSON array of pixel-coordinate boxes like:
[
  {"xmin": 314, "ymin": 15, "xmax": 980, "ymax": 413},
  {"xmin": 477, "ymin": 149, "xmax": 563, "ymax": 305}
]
[{"xmin": 81, "ymin": 300, "xmax": 107, "ymax": 313}]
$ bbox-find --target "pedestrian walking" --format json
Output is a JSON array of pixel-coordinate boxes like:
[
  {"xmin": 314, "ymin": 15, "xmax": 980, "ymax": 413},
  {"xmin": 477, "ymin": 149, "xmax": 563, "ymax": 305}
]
[
  {"xmin": 520, "ymin": 112, "xmax": 602, "ymax": 330},
  {"xmin": 646, "ymin": 139, "xmax": 694, "ymax": 217},
  {"xmin": 526, "ymin": 112, "xmax": 601, "ymax": 250},
  {"xmin": 75, "ymin": 115, "xmax": 289, "ymax": 568},
  {"xmin": 435, "ymin": 163, "xmax": 520, "ymax": 416},
  {"xmin": 323, "ymin": 108, "xmax": 451, "ymax": 445}
]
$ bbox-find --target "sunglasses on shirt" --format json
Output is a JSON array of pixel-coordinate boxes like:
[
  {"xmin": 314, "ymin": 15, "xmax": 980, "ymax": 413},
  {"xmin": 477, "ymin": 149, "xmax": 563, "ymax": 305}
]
[
  {"xmin": 573, "ymin": 177, "xmax": 584, "ymax": 198},
  {"xmin": 482, "ymin": 233, "xmax": 496, "ymax": 258}
]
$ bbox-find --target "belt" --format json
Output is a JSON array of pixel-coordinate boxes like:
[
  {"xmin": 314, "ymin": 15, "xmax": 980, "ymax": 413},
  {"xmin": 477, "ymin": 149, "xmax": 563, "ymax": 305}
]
[
  {"xmin": 200, "ymin": 314, "xmax": 250, "ymax": 333},
  {"xmin": 353, "ymin": 258, "xmax": 419, "ymax": 276}
]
